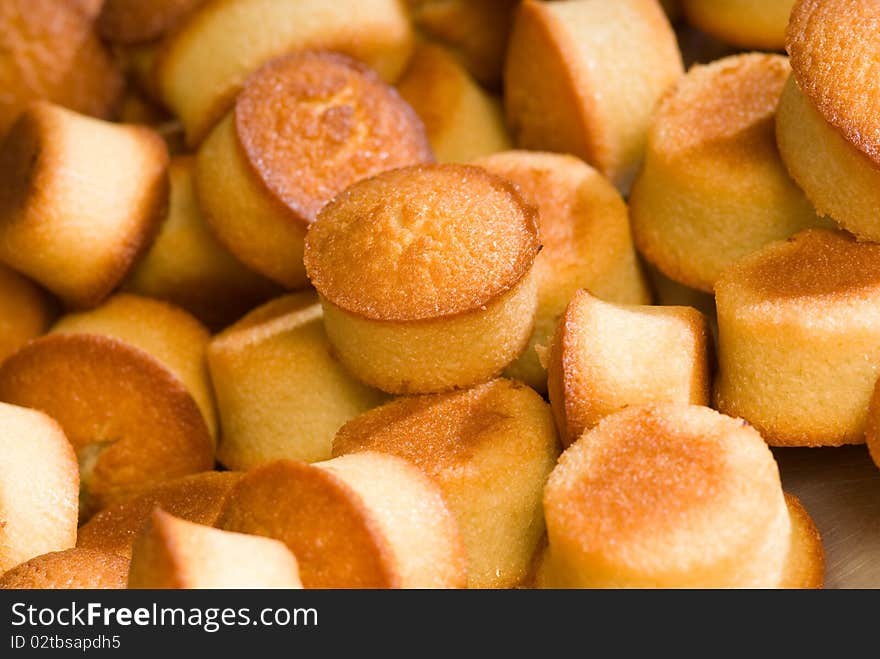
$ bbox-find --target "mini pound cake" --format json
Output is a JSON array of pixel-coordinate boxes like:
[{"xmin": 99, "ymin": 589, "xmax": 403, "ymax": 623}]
[
  {"xmin": 209, "ymin": 293, "xmax": 386, "ymax": 469},
  {"xmin": 304, "ymin": 164, "xmax": 540, "ymax": 394},
  {"xmin": 332, "ymin": 379, "xmax": 560, "ymax": 589},
  {"xmin": 0, "ymin": 102, "xmax": 169, "ymax": 308},
  {"xmin": 540, "ymin": 403, "xmax": 824, "ymax": 588},
  {"xmin": 0, "ymin": 402, "xmax": 78, "ymax": 573},
  {"xmin": 196, "ymin": 51, "xmax": 432, "ymax": 288},
  {"xmin": 630, "ymin": 54, "xmax": 823, "ymax": 292},
  {"xmin": 156, "ymin": 0, "xmax": 415, "ymax": 144},
  {"xmin": 546, "ymin": 290, "xmax": 711, "ymax": 446},
  {"xmin": 475, "ymin": 151, "xmax": 651, "ymax": 391},
  {"xmin": 405, "ymin": 0, "xmax": 518, "ymax": 89},
  {"xmin": 778, "ymin": 0, "xmax": 880, "ymax": 241},
  {"xmin": 714, "ymin": 229, "xmax": 880, "ymax": 446},
  {"xmin": 0, "ymin": 0, "xmax": 122, "ymax": 136},
  {"xmin": 504, "ymin": 0, "xmax": 683, "ymax": 191},
  {"xmin": 218, "ymin": 455, "xmax": 467, "ymax": 588},
  {"xmin": 128, "ymin": 509, "xmax": 302, "ymax": 589},
  {"xmin": 0, "ymin": 295, "xmax": 216, "ymax": 517},
  {"xmin": 77, "ymin": 472, "xmax": 242, "ymax": 559},
  {"xmin": 0, "ymin": 265, "xmax": 56, "ymax": 363},
  {"xmin": 0, "ymin": 549, "xmax": 128, "ymax": 590},
  {"xmin": 125, "ymin": 157, "xmax": 282, "ymax": 330},
  {"xmin": 681, "ymin": 0, "xmax": 795, "ymax": 50},
  {"xmin": 397, "ymin": 42, "xmax": 511, "ymax": 163}
]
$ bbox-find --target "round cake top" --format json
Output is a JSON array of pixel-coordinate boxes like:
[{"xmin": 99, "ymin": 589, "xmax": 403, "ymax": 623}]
[
  {"xmin": 787, "ymin": 0, "xmax": 880, "ymax": 164},
  {"xmin": 98, "ymin": 0, "xmax": 205, "ymax": 45},
  {"xmin": 474, "ymin": 150, "xmax": 629, "ymax": 285},
  {"xmin": 650, "ymin": 53, "xmax": 790, "ymax": 166},
  {"xmin": 717, "ymin": 228, "xmax": 880, "ymax": 316},
  {"xmin": 544, "ymin": 403, "xmax": 786, "ymax": 583},
  {"xmin": 333, "ymin": 378, "xmax": 554, "ymax": 471},
  {"xmin": 235, "ymin": 51, "xmax": 433, "ymax": 227},
  {"xmin": 304, "ymin": 164, "xmax": 540, "ymax": 321},
  {"xmin": 76, "ymin": 471, "xmax": 242, "ymax": 558},
  {"xmin": 0, "ymin": 548, "xmax": 128, "ymax": 589}
]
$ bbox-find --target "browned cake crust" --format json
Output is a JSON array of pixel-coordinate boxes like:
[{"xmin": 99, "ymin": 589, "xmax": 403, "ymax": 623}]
[
  {"xmin": 630, "ymin": 53, "xmax": 822, "ymax": 292},
  {"xmin": 542, "ymin": 404, "xmax": 819, "ymax": 587},
  {"xmin": 0, "ymin": 548, "xmax": 128, "ymax": 589},
  {"xmin": 0, "ymin": 334, "xmax": 214, "ymax": 517},
  {"xmin": 503, "ymin": 0, "xmax": 682, "ymax": 190},
  {"xmin": 787, "ymin": 0, "xmax": 880, "ymax": 165},
  {"xmin": 714, "ymin": 228, "xmax": 880, "ymax": 446},
  {"xmin": 547, "ymin": 291, "xmax": 711, "ymax": 446},
  {"xmin": 304, "ymin": 163, "xmax": 540, "ymax": 321},
  {"xmin": 217, "ymin": 460, "xmax": 401, "ymax": 588},
  {"xmin": 648, "ymin": 54, "xmax": 790, "ymax": 163},
  {"xmin": 235, "ymin": 51, "xmax": 432, "ymax": 227},
  {"xmin": 333, "ymin": 378, "xmax": 559, "ymax": 588},
  {"xmin": 722, "ymin": 229, "xmax": 880, "ymax": 309},
  {"xmin": 0, "ymin": 0, "xmax": 123, "ymax": 135},
  {"xmin": 76, "ymin": 472, "xmax": 243, "ymax": 559},
  {"xmin": 0, "ymin": 103, "xmax": 169, "ymax": 308},
  {"xmin": 334, "ymin": 379, "xmax": 552, "ymax": 470},
  {"xmin": 98, "ymin": 0, "xmax": 207, "ymax": 45}
]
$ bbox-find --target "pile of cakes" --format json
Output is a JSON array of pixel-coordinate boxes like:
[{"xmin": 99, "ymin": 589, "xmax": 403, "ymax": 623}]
[{"xmin": 4, "ymin": 0, "xmax": 879, "ymax": 590}]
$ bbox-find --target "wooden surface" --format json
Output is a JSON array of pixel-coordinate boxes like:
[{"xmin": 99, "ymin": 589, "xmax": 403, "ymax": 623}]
[{"xmin": 775, "ymin": 446, "xmax": 880, "ymax": 589}]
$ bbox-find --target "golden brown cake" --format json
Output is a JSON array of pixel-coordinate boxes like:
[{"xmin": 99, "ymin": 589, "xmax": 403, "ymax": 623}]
[
  {"xmin": 209, "ymin": 293, "xmax": 386, "ymax": 469},
  {"xmin": 333, "ymin": 379, "xmax": 560, "ymax": 588},
  {"xmin": 0, "ymin": 0, "xmax": 123, "ymax": 136},
  {"xmin": 777, "ymin": 0, "xmax": 880, "ymax": 240},
  {"xmin": 0, "ymin": 102, "xmax": 169, "ymax": 309},
  {"xmin": 128, "ymin": 509, "xmax": 302, "ymax": 589},
  {"xmin": 305, "ymin": 164, "xmax": 540, "ymax": 394},
  {"xmin": 196, "ymin": 51, "xmax": 432, "ymax": 288},
  {"xmin": 0, "ymin": 295, "xmax": 216, "ymax": 517},
  {"xmin": 0, "ymin": 402, "xmax": 78, "ymax": 573},
  {"xmin": 397, "ymin": 42, "xmax": 510, "ymax": 162},
  {"xmin": 0, "ymin": 265, "xmax": 56, "ymax": 363},
  {"xmin": 714, "ymin": 228, "xmax": 880, "ymax": 447},
  {"xmin": 98, "ymin": 0, "xmax": 207, "ymax": 45},
  {"xmin": 681, "ymin": 0, "xmax": 795, "ymax": 50},
  {"xmin": 405, "ymin": 0, "xmax": 517, "ymax": 89},
  {"xmin": 546, "ymin": 290, "xmax": 711, "ymax": 447},
  {"xmin": 630, "ymin": 54, "xmax": 824, "ymax": 292},
  {"xmin": 776, "ymin": 77, "xmax": 880, "ymax": 242},
  {"xmin": 540, "ymin": 403, "xmax": 824, "ymax": 588},
  {"xmin": 218, "ymin": 455, "xmax": 467, "ymax": 588},
  {"xmin": 156, "ymin": 0, "xmax": 415, "ymax": 144},
  {"xmin": 76, "ymin": 472, "xmax": 242, "ymax": 559},
  {"xmin": 125, "ymin": 157, "xmax": 281, "ymax": 330},
  {"xmin": 0, "ymin": 548, "xmax": 128, "ymax": 590},
  {"xmin": 504, "ymin": 0, "xmax": 683, "ymax": 191},
  {"xmin": 475, "ymin": 151, "xmax": 651, "ymax": 391}
]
